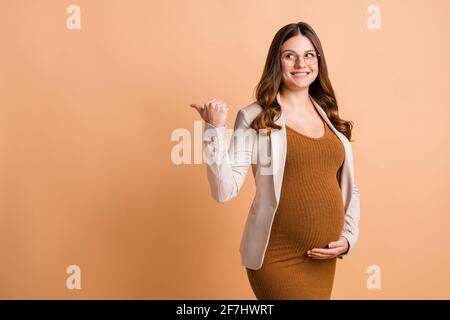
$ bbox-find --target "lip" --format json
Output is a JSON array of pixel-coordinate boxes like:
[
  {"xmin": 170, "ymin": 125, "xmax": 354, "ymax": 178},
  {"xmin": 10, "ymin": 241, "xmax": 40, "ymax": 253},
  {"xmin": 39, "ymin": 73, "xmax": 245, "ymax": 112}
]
[{"xmin": 290, "ymin": 71, "xmax": 310, "ymax": 78}]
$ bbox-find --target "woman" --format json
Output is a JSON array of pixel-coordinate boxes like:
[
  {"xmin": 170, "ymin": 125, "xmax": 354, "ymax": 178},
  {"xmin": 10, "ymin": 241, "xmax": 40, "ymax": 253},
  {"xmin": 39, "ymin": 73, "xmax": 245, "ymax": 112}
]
[{"xmin": 190, "ymin": 22, "xmax": 361, "ymax": 300}]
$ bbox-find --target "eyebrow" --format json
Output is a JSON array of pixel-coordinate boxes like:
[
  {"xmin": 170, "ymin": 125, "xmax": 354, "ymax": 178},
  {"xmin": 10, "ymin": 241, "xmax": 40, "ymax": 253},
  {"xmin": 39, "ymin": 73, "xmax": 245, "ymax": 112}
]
[{"xmin": 281, "ymin": 49, "xmax": 316, "ymax": 54}]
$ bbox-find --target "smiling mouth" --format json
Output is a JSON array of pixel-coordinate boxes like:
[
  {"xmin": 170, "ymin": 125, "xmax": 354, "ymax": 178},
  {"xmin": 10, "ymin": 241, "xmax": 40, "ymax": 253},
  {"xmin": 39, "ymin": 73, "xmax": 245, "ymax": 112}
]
[{"xmin": 290, "ymin": 72, "xmax": 310, "ymax": 76}]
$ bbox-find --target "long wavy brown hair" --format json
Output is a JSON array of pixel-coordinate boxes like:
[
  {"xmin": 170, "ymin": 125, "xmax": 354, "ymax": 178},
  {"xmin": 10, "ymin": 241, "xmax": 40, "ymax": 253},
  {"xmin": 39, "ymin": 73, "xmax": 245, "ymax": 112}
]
[{"xmin": 250, "ymin": 22, "xmax": 354, "ymax": 142}]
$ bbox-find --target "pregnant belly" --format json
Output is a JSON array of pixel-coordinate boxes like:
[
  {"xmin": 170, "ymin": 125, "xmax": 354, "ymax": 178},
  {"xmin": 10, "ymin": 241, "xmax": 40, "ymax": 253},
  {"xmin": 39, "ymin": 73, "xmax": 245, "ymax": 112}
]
[{"xmin": 268, "ymin": 183, "xmax": 345, "ymax": 256}]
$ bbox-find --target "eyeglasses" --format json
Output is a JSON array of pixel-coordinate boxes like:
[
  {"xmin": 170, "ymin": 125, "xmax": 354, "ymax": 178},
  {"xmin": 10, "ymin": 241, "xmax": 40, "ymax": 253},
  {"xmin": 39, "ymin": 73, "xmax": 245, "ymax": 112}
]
[{"xmin": 281, "ymin": 50, "xmax": 320, "ymax": 66}]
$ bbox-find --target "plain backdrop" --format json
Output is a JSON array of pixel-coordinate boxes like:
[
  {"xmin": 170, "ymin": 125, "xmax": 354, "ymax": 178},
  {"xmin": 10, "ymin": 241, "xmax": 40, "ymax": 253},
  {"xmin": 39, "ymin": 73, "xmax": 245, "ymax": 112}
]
[{"xmin": 0, "ymin": 0, "xmax": 449, "ymax": 299}]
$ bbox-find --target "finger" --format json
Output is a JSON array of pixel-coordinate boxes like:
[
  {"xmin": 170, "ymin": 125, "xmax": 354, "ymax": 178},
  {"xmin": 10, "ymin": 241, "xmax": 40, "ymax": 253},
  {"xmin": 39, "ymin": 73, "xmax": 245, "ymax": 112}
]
[
  {"xmin": 310, "ymin": 249, "xmax": 337, "ymax": 258},
  {"xmin": 309, "ymin": 249, "xmax": 341, "ymax": 260},
  {"xmin": 190, "ymin": 103, "xmax": 206, "ymax": 115},
  {"xmin": 190, "ymin": 103, "xmax": 203, "ymax": 110},
  {"xmin": 308, "ymin": 251, "xmax": 331, "ymax": 259},
  {"xmin": 208, "ymin": 101, "xmax": 225, "ymax": 110},
  {"xmin": 310, "ymin": 248, "xmax": 341, "ymax": 255},
  {"xmin": 205, "ymin": 98, "xmax": 219, "ymax": 107},
  {"xmin": 327, "ymin": 241, "xmax": 339, "ymax": 248},
  {"xmin": 329, "ymin": 239, "xmax": 347, "ymax": 248}
]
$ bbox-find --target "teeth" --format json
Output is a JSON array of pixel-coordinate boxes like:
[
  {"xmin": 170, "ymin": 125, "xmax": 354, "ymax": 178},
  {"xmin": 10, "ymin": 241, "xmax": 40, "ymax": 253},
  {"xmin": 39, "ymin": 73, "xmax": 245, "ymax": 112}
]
[{"xmin": 293, "ymin": 72, "xmax": 308, "ymax": 75}]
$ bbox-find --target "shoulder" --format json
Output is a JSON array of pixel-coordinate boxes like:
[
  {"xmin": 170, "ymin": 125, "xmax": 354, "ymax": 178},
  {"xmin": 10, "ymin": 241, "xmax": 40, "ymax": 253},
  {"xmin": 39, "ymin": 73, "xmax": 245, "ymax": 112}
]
[{"xmin": 236, "ymin": 102, "xmax": 263, "ymax": 126}]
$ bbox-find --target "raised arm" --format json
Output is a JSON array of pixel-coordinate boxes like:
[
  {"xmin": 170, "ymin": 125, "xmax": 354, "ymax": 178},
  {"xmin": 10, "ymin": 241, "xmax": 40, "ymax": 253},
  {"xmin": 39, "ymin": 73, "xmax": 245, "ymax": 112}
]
[{"xmin": 190, "ymin": 99, "xmax": 255, "ymax": 203}]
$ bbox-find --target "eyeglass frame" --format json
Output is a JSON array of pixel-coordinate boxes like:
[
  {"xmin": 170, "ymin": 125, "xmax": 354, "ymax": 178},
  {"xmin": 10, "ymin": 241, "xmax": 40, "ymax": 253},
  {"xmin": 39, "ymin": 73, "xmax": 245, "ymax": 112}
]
[{"xmin": 280, "ymin": 49, "xmax": 321, "ymax": 66}]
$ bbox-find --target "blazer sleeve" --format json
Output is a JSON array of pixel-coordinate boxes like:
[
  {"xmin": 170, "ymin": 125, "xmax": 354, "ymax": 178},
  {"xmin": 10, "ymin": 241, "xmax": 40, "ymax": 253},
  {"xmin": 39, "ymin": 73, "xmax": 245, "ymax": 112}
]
[
  {"xmin": 203, "ymin": 109, "xmax": 255, "ymax": 203},
  {"xmin": 338, "ymin": 181, "xmax": 361, "ymax": 259}
]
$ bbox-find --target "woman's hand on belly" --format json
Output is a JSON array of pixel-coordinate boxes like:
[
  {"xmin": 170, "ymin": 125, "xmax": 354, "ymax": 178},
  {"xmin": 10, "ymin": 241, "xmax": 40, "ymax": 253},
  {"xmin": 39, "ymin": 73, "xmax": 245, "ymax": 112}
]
[{"xmin": 307, "ymin": 236, "xmax": 349, "ymax": 260}]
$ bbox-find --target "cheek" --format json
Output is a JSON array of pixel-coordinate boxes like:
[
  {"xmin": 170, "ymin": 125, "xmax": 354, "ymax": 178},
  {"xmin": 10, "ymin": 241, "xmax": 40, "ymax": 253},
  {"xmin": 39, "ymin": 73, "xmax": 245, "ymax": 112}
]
[
  {"xmin": 281, "ymin": 70, "xmax": 290, "ymax": 81},
  {"xmin": 313, "ymin": 66, "xmax": 320, "ymax": 75},
  {"xmin": 309, "ymin": 69, "xmax": 319, "ymax": 80},
  {"xmin": 281, "ymin": 65, "xmax": 290, "ymax": 74}
]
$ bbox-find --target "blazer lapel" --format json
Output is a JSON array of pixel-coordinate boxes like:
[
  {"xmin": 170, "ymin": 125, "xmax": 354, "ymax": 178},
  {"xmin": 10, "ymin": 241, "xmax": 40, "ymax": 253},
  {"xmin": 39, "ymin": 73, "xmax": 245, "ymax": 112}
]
[{"xmin": 270, "ymin": 93, "xmax": 286, "ymax": 203}]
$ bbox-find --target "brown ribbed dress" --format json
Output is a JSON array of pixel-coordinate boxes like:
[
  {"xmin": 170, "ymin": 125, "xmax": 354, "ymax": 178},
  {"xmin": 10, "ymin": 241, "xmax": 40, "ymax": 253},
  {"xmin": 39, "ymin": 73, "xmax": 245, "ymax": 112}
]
[{"xmin": 246, "ymin": 118, "xmax": 345, "ymax": 300}]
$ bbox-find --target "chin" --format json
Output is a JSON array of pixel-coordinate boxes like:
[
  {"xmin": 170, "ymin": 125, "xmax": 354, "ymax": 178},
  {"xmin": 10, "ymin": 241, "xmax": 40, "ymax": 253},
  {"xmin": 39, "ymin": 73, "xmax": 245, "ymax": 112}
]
[{"xmin": 285, "ymin": 80, "xmax": 312, "ymax": 90}]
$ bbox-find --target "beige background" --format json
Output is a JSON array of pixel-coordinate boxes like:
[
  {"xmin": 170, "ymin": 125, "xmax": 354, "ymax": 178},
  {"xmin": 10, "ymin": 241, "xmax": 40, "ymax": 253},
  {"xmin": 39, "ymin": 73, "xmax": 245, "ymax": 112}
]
[{"xmin": 0, "ymin": 0, "xmax": 449, "ymax": 299}]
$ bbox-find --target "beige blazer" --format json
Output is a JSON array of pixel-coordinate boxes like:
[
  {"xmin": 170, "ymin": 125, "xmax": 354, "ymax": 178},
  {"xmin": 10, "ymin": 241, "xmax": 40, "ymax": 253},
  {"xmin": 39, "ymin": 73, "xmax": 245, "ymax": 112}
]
[{"xmin": 203, "ymin": 92, "xmax": 360, "ymax": 270}]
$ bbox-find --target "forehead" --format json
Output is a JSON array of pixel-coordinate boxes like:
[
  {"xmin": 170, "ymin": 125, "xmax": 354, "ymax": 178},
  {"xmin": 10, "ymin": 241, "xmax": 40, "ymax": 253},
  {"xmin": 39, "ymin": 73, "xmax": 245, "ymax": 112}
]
[{"xmin": 281, "ymin": 35, "xmax": 315, "ymax": 52}]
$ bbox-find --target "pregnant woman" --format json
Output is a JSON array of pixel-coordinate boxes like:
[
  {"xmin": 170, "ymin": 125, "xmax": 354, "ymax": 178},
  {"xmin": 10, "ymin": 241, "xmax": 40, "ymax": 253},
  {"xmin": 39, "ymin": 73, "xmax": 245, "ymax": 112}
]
[{"xmin": 190, "ymin": 22, "xmax": 361, "ymax": 300}]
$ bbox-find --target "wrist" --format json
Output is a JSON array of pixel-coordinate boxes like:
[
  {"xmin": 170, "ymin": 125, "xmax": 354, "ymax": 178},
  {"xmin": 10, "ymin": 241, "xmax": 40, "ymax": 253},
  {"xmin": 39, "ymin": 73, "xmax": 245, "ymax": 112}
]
[{"xmin": 206, "ymin": 121, "xmax": 225, "ymax": 128}]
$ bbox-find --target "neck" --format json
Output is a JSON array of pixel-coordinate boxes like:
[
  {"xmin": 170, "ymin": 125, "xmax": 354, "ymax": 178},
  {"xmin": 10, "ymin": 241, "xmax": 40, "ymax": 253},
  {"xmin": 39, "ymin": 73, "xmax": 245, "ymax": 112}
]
[{"xmin": 279, "ymin": 88, "xmax": 313, "ymax": 113}]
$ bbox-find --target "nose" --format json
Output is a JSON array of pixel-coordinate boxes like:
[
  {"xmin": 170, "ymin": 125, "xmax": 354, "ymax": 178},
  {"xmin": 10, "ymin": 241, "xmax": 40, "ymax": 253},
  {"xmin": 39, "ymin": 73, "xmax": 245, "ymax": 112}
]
[{"xmin": 294, "ymin": 56, "xmax": 307, "ymax": 68}]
